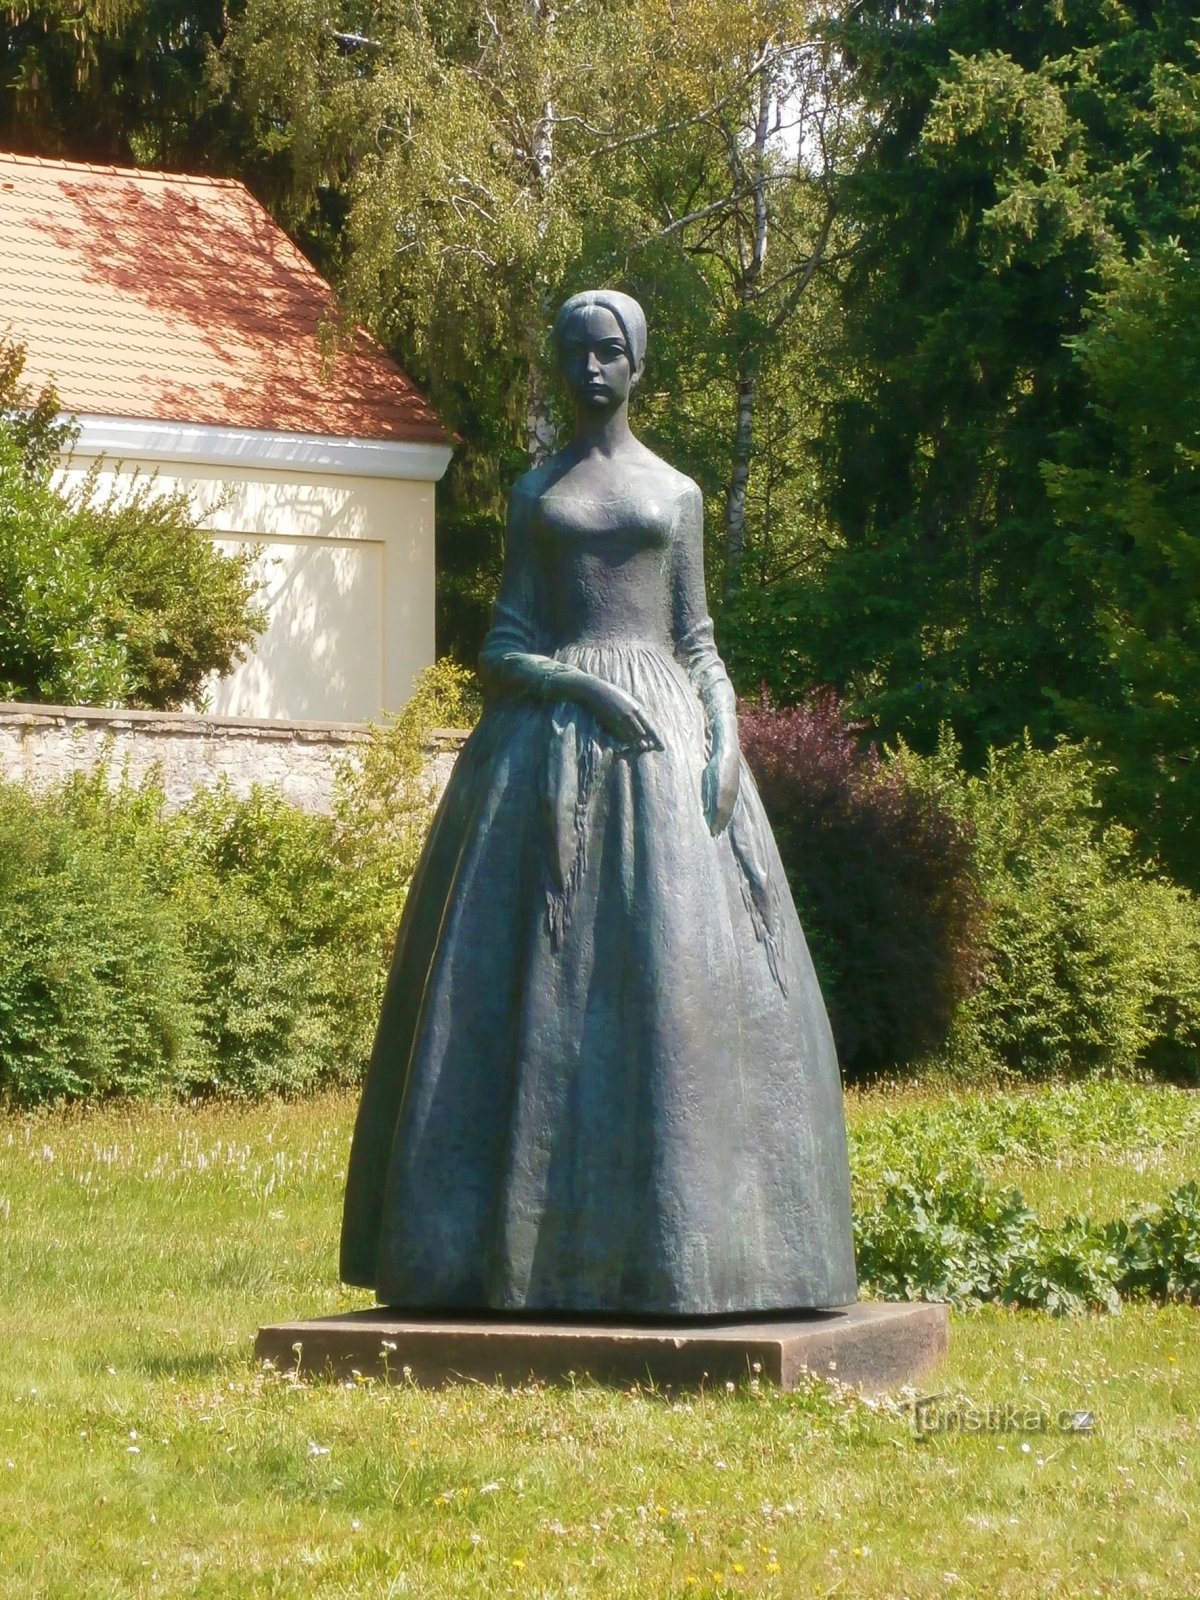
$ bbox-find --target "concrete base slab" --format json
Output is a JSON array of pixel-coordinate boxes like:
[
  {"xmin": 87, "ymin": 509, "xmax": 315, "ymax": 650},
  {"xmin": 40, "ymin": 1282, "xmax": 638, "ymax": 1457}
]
[{"xmin": 255, "ymin": 1301, "xmax": 948, "ymax": 1394}]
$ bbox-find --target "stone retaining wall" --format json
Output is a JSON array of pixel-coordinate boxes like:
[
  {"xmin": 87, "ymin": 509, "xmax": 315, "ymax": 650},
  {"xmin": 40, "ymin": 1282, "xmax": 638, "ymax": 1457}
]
[{"xmin": 0, "ymin": 701, "xmax": 466, "ymax": 813}]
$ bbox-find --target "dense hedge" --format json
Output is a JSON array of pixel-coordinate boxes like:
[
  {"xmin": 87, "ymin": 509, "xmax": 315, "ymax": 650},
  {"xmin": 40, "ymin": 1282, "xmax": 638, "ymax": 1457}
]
[
  {"xmin": 0, "ymin": 660, "xmax": 478, "ymax": 1107},
  {"xmin": 909, "ymin": 736, "xmax": 1200, "ymax": 1084},
  {"xmin": 742, "ymin": 696, "xmax": 1200, "ymax": 1084}
]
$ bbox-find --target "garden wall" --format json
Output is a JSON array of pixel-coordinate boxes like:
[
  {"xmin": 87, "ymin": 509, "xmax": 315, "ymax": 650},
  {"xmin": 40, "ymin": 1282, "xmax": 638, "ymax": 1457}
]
[{"xmin": 0, "ymin": 700, "xmax": 466, "ymax": 813}]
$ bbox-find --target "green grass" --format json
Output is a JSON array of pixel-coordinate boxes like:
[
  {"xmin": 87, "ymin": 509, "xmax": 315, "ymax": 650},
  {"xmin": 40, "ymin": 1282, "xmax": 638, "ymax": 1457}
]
[
  {"xmin": 847, "ymin": 1078, "xmax": 1200, "ymax": 1230},
  {"xmin": 1, "ymin": 1084, "xmax": 1198, "ymax": 1598}
]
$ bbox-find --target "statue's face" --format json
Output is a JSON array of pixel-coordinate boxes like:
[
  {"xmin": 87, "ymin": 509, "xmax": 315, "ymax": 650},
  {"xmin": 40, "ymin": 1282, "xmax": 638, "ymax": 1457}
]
[{"xmin": 557, "ymin": 305, "xmax": 637, "ymax": 410}]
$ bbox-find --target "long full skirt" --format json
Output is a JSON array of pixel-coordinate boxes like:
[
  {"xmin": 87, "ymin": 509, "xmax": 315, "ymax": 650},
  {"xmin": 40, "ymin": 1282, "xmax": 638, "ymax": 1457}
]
[{"xmin": 340, "ymin": 642, "xmax": 857, "ymax": 1315}]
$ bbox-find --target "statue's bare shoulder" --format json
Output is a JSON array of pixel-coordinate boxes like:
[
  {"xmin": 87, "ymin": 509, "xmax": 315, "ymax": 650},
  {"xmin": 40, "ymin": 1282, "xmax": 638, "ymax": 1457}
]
[
  {"xmin": 509, "ymin": 442, "xmax": 699, "ymax": 524},
  {"xmin": 622, "ymin": 439, "xmax": 702, "ymax": 513},
  {"xmin": 508, "ymin": 460, "xmax": 559, "ymax": 519},
  {"xmin": 650, "ymin": 454, "xmax": 703, "ymax": 524}
]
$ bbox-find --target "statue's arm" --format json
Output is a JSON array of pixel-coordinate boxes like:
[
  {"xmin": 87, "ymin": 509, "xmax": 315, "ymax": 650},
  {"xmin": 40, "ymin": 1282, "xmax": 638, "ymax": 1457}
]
[
  {"xmin": 477, "ymin": 485, "xmax": 565, "ymax": 700},
  {"xmin": 479, "ymin": 486, "xmax": 662, "ymax": 748},
  {"xmin": 671, "ymin": 483, "xmax": 741, "ymax": 834}
]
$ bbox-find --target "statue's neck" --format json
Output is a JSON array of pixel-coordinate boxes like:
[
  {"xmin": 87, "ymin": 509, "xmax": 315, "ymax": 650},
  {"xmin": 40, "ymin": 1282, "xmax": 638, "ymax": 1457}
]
[{"xmin": 570, "ymin": 403, "xmax": 634, "ymax": 459}]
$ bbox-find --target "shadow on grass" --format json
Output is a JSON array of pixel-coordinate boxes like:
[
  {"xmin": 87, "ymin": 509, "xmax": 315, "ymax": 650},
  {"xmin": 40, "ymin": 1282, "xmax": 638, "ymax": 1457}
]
[{"xmin": 133, "ymin": 1348, "xmax": 236, "ymax": 1381}]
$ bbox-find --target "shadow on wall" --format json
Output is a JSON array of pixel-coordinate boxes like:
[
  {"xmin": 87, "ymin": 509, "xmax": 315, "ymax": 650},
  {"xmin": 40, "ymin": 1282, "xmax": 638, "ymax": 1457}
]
[
  {"xmin": 207, "ymin": 536, "xmax": 384, "ymax": 722},
  {"xmin": 58, "ymin": 461, "xmax": 392, "ymax": 545},
  {"xmin": 210, "ymin": 475, "xmax": 373, "ymax": 542}
]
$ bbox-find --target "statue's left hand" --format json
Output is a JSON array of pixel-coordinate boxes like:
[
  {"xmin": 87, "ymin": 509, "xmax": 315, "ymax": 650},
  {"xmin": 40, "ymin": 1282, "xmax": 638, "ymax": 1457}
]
[{"xmin": 702, "ymin": 737, "xmax": 740, "ymax": 837}]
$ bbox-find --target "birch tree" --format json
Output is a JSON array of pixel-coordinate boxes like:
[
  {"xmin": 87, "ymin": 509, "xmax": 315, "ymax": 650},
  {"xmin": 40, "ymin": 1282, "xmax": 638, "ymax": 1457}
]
[
  {"xmin": 223, "ymin": 0, "xmax": 629, "ymax": 478},
  {"xmin": 612, "ymin": 6, "xmax": 857, "ymax": 597},
  {"xmin": 220, "ymin": 0, "xmax": 857, "ymax": 654}
]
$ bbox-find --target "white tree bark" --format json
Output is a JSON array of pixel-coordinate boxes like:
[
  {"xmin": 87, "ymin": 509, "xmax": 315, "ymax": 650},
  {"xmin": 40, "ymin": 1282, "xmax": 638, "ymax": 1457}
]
[
  {"xmin": 526, "ymin": 0, "xmax": 559, "ymax": 465},
  {"xmin": 723, "ymin": 64, "xmax": 773, "ymax": 587}
]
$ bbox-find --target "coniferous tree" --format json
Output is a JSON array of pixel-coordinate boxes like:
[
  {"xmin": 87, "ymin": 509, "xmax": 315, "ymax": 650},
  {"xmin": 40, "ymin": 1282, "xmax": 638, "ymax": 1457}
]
[
  {"xmin": 1048, "ymin": 243, "xmax": 1200, "ymax": 886},
  {"xmin": 0, "ymin": 1, "xmax": 249, "ymax": 171},
  {"xmin": 808, "ymin": 2, "xmax": 1200, "ymax": 767}
]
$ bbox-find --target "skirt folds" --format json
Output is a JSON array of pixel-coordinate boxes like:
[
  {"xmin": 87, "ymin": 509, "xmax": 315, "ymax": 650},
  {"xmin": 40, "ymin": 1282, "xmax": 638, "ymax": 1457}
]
[{"xmin": 340, "ymin": 643, "xmax": 857, "ymax": 1314}]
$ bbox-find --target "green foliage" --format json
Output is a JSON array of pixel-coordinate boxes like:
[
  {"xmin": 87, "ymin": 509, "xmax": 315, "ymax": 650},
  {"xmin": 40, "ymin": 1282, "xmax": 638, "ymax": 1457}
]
[
  {"xmin": 1046, "ymin": 242, "xmax": 1200, "ymax": 887},
  {"xmin": 0, "ymin": 772, "xmax": 199, "ymax": 1105},
  {"xmin": 812, "ymin": 3, "xmax": 1200, "ymax": 763},
  {"xmin": 0, "ymin": 442, "xmax": 128, "ymax": 705},
  {"xmin": 851, "ymin": 1080, "xmax": 1200, "ymax": 1313},
  {"xmin": 68, "ymin": 474, "xmax": 269, "ymax": 710},
  {"xmin": 0, "ymin": 661, "xmax": 476, "ymax": 1106},
  {"xmin": 855, "ymin": 1165, "xmax": 1200, "ymax": 1316},
  {"xmin": 0, "ymin": 0, "xmax": 251, "ymax": 171},
  {"xmin": 904, "ymin": 736, "xmax": 1200, "ymax": 1082},
  {"xmin": 1112, "ymin": 1182, "xmax": 1200, "ymax": 1306},
  {"xmin": 856, "ymin": 1162, "xmax": 1060, "ymax": 1309},
  {"xmin": 0, "ymin": 337, "xmax": 265, "ymax": 709},
  {"xmin": 849, "ymin": 1079, "xmax": 1200, "ymax": 1185},
  {"xmin": 163, "ymin": 785, "xmax": 359, "ymax": 1099},
  {"xmin": 331, "ymin": 656, "xmax": 481, "ymax": 967}
]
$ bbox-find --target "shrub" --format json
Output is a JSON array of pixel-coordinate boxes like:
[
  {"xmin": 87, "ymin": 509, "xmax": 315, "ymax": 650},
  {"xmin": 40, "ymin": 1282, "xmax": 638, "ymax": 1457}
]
[
  {"xmin": 0, "ymin": 772, "xmax": 198, "ymax": 1105},
  {"xmin": 0, "ymin": 423, "xmax": 130, "ymax": 705},
  {"xmin": 165, "ymin": 785, "xmax": 356, "ymax": 1098},
  {"xmin": 0, "ymin": 660, "xmax": 478, "ymax": 1106},
  {"xmin": 739, "ymin": 690, "xmax": 985, "ymax": 1079},
  {"xmin": 907, "ymin": 736, "xmax": 1200, "ymax": 1082},
  {"xmin": 330, "ymin": 655, "xmax": 481, "ymax": 973},
  {"xmin": 69, "ymin": 470, "xmax": 267, "ymax": 710},
  {"xmin": 0, "ymin": 771, "xmax": 392, "ymax": 1107},
  {"xmin": 0, "ymin": 334, "xmax": 264, "ymax": 709}
]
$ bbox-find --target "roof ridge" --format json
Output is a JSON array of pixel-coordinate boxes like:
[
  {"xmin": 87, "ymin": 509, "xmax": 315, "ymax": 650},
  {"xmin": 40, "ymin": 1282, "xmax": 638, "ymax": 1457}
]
[{"xmin": 0, "ymin": 150, "xmax": 244, "ymax": 190}]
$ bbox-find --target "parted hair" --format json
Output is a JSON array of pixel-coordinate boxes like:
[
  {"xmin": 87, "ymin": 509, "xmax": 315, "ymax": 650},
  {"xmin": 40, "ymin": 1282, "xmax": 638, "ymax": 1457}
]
[{"xmin": 552, "ymin": 290, "xmax": 648, "ymax": 371}]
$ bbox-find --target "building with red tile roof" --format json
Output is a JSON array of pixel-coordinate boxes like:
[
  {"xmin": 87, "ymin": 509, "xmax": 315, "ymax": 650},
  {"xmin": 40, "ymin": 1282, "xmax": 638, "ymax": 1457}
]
[{"xmin": 0, "ymin": 151, "xmax": 452, "ymax": 722}]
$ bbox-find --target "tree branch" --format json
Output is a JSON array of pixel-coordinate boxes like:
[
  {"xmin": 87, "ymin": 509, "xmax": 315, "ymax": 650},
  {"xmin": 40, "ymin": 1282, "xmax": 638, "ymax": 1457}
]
[
  {"xmin": 546, "ymin": 39, "xmax": 806, "ymax": 157},
  {"xmin": 332, "ymin": 30, "xmax": 383, "ymax": 53}
]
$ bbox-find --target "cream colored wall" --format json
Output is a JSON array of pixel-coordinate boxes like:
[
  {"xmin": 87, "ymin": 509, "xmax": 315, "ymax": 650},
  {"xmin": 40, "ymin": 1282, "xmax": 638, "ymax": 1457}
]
[{"xmin": 54, "ymin": 456, "xmax": 436, "ymax": 723}]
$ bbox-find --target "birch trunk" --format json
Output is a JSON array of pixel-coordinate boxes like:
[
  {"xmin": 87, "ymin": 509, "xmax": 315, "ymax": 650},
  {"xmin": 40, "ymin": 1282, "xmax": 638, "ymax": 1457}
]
[
  {"xmin": 723, "ymin": 63, "xmax": 773, "ymax": 593},
  {"xmin": 526, "ymin": 0, "xmax": 558, "ymax": 465}
]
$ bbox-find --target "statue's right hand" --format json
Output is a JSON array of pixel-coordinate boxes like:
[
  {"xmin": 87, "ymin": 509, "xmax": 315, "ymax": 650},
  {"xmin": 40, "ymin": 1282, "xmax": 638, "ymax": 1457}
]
[{"xmin": 578, "ymin": 677, "xmax": 664, "ymax": 752}]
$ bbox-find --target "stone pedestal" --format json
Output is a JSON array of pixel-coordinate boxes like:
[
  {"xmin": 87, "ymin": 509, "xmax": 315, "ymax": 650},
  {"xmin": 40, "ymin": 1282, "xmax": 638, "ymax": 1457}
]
[{"xmin": 255, "ymin": 1300, "xmax": 948, "ymax": 1393}]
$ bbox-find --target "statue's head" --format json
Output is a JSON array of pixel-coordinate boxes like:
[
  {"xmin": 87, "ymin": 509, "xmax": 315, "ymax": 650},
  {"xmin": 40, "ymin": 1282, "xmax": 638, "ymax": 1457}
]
[{"xmin": 553, "ymin": 290, "xmax": 647, "ymax": 413}]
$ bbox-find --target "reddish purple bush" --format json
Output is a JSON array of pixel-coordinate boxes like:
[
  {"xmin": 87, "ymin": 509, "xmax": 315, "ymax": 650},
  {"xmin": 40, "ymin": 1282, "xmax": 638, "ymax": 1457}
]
[{"xmin": 739, "ymin": 690, "xmax": 984, "ymax": 1079}]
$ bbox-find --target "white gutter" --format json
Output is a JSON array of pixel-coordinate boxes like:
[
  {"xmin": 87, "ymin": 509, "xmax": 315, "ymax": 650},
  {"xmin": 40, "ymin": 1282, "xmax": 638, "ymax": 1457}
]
[{"xmin": 65, "ymin": 415, "xmax": 453, "ymax": 483}]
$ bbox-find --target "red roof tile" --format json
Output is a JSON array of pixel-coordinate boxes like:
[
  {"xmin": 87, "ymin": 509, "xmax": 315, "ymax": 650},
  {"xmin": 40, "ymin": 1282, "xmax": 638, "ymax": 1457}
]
[{"xmin": 0, "ymin": 152, "xmax": 447, "ymax": 444}]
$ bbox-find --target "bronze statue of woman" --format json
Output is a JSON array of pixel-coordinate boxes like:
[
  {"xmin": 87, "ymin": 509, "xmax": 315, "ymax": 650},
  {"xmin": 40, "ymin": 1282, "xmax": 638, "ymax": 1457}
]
[{"xmin": 340, "ymin": 290, "xmax": 857, "ymax": 1316}]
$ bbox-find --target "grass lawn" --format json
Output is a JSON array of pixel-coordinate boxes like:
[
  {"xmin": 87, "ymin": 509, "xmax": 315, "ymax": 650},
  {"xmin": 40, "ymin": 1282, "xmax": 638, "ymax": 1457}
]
[{"xmin": 1, "ymin": 1082, "xmax": 1197, "ymax": 1599}]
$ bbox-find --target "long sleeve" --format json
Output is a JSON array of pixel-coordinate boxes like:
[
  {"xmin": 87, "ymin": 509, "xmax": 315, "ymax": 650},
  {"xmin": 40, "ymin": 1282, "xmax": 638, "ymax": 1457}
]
[
  {"xmin": 479, "ymin": 485, "xmax": 575, "ymax": 702},
  {"xmin": 671, "ymin": 483, "xmax": 737, "ymax": 737}
]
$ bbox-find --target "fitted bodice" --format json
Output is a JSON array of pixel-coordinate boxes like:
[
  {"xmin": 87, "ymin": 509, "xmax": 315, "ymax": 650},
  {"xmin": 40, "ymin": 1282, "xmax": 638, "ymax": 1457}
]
[
  {"xmin": 530, "ymin": 480, "xmax": 681, "ymax": 651},
  {"xmin": 480, "ymin": 447, "xmax": 714, "ymax": 698}
]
